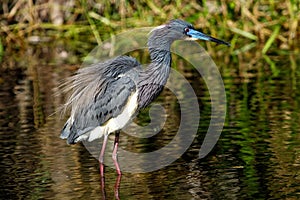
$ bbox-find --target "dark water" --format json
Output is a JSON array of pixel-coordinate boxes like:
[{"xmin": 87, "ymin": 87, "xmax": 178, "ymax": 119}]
[{"xmin": 1, "ymin": 43, "xmax": 300, "ymax": 200}]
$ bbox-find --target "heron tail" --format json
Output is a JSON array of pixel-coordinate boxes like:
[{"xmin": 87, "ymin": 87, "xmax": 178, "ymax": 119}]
[
  {"xmin": 60, "ymin": 118, "xmax": 77, "ymax": 144},
  {"xmin": 61, "ymin": 117, "xmax": 105, "ymax": 144}
]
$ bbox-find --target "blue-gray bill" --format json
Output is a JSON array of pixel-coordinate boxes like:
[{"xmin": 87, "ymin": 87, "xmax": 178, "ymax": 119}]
[{"xmin": 187, "ymin": 29, "xmax": 230, "ymax": 47}]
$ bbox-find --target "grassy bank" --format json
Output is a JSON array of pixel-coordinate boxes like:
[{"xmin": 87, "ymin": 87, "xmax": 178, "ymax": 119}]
[{"xmin": 0, "ymin": 0, "xmax": 299, "ymax": 60}]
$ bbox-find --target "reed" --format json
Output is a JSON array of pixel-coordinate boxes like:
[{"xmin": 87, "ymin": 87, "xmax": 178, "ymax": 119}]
[{"xmin": 0, "ymin": 0, "xmax": 299, "ymax": 57}]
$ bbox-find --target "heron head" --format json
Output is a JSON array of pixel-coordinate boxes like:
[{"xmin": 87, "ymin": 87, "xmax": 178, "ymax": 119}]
[
  {"xmin": 148, "ymin": 19, "xmax": 230, "ymax": 50},
  {"xmin": 165, "ymin": 19, "xmax": 230, "ymax": 46}
]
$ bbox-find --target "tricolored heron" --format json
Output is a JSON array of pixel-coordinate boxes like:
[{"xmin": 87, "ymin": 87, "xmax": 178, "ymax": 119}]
[{"xmin": 60, "ymin": 19, "xmax": 230, "ymax": 175}]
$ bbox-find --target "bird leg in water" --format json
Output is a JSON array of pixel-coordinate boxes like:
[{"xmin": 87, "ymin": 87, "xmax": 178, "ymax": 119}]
[
  {"xmin": 99, "ymin": 134, "xmax": 108, "ymax": 177},
  {"xmin": 112, "ymin": 131, "xmax": 122, "ymax": 175},
  {"xmin": 100, "ymin": 174, "xmax": 106, "ymax": 199},
  {"xmin": 114, "ymin": 173, "xmax": 122, "ymax": 200},
  {"xmin": 99, "ymin": 165, "xmax": 121, "ymax": 200}
]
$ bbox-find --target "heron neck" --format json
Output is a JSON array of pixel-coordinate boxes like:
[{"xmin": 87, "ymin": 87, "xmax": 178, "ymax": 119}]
[
  {"xmin": 137, "ymin": 48, "xmax": 171, "ymax": 108},
  {"xmin": 148, "ymin": 47, "xmax": 171, "ymax": 75}
]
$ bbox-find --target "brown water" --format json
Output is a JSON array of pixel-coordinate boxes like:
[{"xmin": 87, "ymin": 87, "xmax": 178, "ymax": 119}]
[{"xmin": 1, "ymin": 43, "xmax": 300, "ymax": 200}]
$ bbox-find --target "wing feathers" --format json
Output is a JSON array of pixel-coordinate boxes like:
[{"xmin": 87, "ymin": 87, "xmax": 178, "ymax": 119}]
[{"xmin": 60, "ymin": 56, "xmax": 140, "ymax": 144}]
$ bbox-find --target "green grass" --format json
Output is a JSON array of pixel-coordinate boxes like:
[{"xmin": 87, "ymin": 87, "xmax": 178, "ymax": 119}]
[{"xmin": 0, "ymin": 0, "xmax": 299, "ymax": 63}]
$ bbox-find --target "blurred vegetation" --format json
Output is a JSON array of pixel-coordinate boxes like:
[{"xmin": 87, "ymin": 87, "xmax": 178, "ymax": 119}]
[{"xmin": 0, "ymin": 0, "xmax": 299, "ymax": 66}]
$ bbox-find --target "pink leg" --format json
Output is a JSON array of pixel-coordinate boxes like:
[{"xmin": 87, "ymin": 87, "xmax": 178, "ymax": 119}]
[
  {"xmin": 100, "ymin": 173, "xmax": 106, "ymax": 199},
  {"xmin": 114, "ymin": 174, "xmax": 122, "ymax": 200},
  {"xmin": 99, "ymin": 134, "xmax": 108, "ymax": 177},
  {"xmin": 112, "ymin": 131, "xmax": 122, "ymax": 175}
]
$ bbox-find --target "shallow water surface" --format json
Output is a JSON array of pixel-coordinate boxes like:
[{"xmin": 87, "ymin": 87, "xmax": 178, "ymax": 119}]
[{"xmin": 0, "ymin": 44, "xmax": 300, "ymax": 199}]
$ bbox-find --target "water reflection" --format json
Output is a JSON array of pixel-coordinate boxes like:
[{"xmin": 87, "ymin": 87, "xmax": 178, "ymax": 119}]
[{"xmin": 0, "ymin": 44, "xmax": 300, "ymax": 199}]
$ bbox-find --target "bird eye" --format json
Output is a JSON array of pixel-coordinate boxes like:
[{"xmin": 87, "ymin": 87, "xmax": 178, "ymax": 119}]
[{"xmin": 184, "ymin": 27, "xmax": 190, "ymax": 33}]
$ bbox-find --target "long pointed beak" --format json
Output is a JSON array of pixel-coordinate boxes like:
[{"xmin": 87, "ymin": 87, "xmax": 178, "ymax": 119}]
[{"xmin": 187, "ymin": 29, "xmax": 230, "ymax": 46}]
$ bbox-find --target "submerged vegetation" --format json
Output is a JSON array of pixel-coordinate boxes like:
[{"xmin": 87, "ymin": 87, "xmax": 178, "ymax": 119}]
[{"xmin": 0, "ymin": 0, "xmax": 299, "ymax": 69}]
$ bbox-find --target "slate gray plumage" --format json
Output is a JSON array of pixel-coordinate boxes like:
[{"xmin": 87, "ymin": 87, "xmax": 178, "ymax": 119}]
[
  {"xmin": 61, "ymin": 56, "xmax": 140, "ymax": 144},
  {"xmin": 60, "ymin": 19, "xmax": 230, "ymax": 175}
]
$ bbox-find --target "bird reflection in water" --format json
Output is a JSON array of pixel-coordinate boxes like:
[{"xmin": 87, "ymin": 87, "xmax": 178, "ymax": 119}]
[{"xmin": 100, "ymin": 171, "xmax": 121, "ymax": 200}]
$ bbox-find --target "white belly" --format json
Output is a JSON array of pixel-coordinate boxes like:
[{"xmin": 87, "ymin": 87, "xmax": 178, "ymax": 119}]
[{"xmin": 75, "ymin": 91, "xmax": 138, "ymax": 142}]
